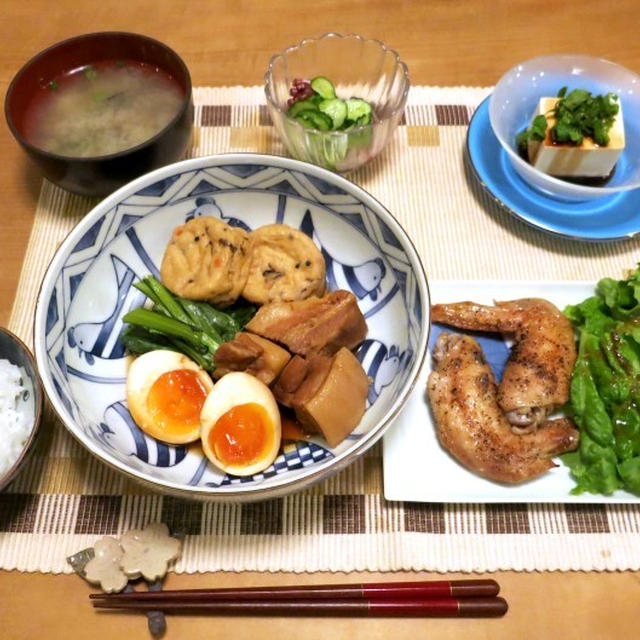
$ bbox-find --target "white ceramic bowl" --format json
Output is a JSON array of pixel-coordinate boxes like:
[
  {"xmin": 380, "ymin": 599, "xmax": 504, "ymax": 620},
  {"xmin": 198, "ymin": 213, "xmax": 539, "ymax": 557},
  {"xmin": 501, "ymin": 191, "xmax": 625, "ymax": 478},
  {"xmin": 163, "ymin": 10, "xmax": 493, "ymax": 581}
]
[
  {"xmin": 34, "ymin": 153, "xmax": 430, "ymax": 501},
  {"xmin": 489, "ymin": 54, "xmax": 640, "ymax": 201},
  {"xmin": 0, "ymin": 327, "xmax": 44, "ymax": 492}
]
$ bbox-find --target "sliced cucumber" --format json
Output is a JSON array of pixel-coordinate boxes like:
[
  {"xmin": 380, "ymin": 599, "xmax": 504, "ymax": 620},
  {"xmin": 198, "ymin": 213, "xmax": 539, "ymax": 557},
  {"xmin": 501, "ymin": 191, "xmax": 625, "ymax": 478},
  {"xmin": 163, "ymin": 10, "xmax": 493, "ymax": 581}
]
[
  {"xmin": 310, "ymin": 76, "xmax": 337, "ymax": 100},
  {"xmin": 318, "ymin": 98, "xmax": 347, "ymax": 129},
  {"xmin": 345, "ymin": 98, "xmax": 373, "ymax": 125},
  {"xmin": 295, "ymin": 110, "xmax": 333, "ymax": 131},
  {"xmin": 287, "ymin": 99, "xmax": 319, "ymax": 118}
]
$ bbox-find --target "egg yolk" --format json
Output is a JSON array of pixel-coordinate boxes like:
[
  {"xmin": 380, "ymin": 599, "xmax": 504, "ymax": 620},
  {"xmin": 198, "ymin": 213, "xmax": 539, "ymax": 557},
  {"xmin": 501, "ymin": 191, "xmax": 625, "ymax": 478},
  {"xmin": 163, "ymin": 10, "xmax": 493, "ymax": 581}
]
[
  {"xmin": 209, "ymin": 403, "xmax": 273, "ymax": 467},
  {"xmin": 146, "ymin": 369, "xmax": 208, "ymax": 437}
]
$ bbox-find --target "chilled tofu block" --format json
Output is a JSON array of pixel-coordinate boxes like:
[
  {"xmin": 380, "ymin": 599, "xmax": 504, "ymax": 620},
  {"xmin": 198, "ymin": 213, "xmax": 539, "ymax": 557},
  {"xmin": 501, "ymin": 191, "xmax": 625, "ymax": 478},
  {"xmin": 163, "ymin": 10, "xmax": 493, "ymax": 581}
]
[{"xmin": 527, "ymin": 97, "xmax": 625, "ymax": 178}]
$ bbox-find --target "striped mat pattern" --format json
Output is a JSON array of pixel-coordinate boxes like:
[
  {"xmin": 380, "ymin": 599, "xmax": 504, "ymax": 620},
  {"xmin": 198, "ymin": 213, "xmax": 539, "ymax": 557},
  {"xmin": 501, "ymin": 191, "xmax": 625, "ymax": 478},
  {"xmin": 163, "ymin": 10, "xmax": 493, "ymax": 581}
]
[{"xmin": 2, "ymin": 86, "xmax": 640, "ymax": 574}]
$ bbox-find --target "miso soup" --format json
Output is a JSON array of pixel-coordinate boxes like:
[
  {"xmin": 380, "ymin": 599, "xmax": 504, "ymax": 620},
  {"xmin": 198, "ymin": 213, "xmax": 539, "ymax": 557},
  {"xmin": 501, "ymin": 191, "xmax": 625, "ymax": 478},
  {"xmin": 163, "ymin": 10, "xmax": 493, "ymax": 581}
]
[{"xmin": 24, "ymin": 60, "xmax": 185, "ymax": 157}]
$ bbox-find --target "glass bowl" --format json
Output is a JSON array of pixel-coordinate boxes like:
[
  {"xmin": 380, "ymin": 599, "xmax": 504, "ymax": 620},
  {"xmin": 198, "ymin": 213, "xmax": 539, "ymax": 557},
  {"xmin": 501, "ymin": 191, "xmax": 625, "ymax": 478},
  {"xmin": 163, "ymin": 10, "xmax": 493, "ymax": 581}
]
[
  {"xmin": 264, "ymin": 33, "xmax": 410, "ymax": 172},
  {"xmin": 489, "ymin": 54, "xmax": 640, "ymax": 201}
]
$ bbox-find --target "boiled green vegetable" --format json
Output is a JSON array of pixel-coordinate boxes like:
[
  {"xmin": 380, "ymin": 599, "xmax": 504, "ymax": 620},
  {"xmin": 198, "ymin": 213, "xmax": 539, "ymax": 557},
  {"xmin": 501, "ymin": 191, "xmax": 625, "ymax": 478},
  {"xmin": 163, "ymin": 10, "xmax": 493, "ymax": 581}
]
[
  {"xmin": 121, "ymin": 276, "xmax": 256, "ymax": 372},
  {"xmin": 562, "ymin": 264, "xmax": 640, "ymax": 496}
]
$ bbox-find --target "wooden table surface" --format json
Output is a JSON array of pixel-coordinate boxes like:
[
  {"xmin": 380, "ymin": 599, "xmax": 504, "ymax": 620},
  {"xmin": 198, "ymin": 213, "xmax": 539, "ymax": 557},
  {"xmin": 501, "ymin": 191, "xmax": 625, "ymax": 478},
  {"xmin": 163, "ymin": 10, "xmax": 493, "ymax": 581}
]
[{"xmin": 1, "ymin": 1, "xmax": 639, "ymax": 637}]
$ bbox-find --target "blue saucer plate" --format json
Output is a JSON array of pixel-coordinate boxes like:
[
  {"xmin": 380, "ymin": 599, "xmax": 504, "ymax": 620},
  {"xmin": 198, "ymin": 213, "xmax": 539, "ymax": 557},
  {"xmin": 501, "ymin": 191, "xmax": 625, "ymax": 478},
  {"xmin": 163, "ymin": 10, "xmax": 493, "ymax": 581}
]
[{"xmin": 466, "ymin": 96, "xmax": 640, "ymax": 242}]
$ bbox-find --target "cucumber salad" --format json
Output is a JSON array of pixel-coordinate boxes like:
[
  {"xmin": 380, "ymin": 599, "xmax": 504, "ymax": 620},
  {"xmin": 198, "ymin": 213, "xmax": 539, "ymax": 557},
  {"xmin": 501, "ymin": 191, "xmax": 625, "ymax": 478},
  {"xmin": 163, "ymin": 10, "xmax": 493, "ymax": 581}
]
[
  {"xmin": 287, "ymin": 76, "xmax": 373, "ymax": 130},
  {"xmin": 285, "ymin": 76, "xmax": 374, "ymax": 169}
]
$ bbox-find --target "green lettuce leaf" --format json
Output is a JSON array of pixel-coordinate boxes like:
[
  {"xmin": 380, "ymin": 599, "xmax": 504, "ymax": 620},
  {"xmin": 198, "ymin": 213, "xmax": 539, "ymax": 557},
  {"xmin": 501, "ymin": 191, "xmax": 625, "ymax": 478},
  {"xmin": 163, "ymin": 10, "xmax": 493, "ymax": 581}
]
[
  {"xmin": 617, "ymin": 457, "xmax": 640, "ymax": 495},
  {"xmin": 562, "ymin": 264, "xmax": 640, "ymax": 496}
]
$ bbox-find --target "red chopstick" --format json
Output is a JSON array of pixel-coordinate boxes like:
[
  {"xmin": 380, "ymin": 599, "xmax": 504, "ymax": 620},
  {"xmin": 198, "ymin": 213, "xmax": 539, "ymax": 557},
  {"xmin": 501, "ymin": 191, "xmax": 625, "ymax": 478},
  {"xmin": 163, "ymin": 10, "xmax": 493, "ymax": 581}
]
[
  {"xmin": 90, "ymin": 579, "xmax": 507, "ymax": 618},
  {"xmin": 92, "ymin": 596, "xmax": 508, "ymax": 618},
  {"xmin": 90, "ymin": 578, "xmax": 499, "ymax": 602}
]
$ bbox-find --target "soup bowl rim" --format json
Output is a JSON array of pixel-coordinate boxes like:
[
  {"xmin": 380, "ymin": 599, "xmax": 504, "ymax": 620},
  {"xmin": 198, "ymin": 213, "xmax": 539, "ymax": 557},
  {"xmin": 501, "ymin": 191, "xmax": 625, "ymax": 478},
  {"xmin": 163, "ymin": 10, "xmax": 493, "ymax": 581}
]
[{"xmin": 4, "ymin": 30, "xmax": 193, "ymax": 164}]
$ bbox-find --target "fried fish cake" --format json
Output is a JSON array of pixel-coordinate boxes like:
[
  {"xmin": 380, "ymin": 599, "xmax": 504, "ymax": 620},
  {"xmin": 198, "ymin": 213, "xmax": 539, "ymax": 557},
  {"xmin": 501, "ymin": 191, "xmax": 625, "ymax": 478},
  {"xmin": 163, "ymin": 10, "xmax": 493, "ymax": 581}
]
[
  {"xmin": 241, "ymin": 224, "xmax": 326, "ymax": 304},
  {"xmin": 160, "ymin": 216, "xmax": 251, "ymax": 307}
]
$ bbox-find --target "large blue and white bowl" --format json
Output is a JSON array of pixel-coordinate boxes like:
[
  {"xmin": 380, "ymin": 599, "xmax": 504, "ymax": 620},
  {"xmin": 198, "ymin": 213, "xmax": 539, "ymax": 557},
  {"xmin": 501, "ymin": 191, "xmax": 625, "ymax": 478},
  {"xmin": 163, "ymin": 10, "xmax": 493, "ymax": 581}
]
[{"xmin": 34, "ymin": 154, "xmax": 430, "ymax": 501}]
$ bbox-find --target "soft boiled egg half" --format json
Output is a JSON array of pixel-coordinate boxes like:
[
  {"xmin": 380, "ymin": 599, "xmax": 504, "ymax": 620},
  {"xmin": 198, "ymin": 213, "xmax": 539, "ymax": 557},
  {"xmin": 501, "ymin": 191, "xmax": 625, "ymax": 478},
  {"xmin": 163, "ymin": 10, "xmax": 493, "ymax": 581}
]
[
  {"xmin": 200, "ymin": 371, "xmax": 282, "ymax": 477},
  {"xmin": 126, "ymin": 350, "xmax": 214, "ymax": 444}
]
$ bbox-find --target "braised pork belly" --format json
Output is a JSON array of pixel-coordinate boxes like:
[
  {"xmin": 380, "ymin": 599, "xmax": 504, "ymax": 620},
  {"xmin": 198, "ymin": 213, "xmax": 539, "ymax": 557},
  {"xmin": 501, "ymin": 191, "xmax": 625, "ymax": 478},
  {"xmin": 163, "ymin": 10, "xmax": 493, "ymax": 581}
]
[
  {"xmin": 213, "ymin": 332, "xmax": 291, "ymax": 386},
  {"xmin": 245, "ymin": 289, "xmax": 367, "ymax": 357}
]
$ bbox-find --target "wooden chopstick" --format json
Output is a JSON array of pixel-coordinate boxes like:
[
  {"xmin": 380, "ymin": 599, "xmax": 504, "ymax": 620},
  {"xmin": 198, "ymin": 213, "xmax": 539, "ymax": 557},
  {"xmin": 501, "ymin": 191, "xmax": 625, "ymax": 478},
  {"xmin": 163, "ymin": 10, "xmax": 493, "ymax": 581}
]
[
  {"xmin": 92, "ymin": 596, "xmax": 508, "ymax": 618},
  {"xmin": 90, "ymin": 578, "xmax": 500, "ymax": 602}
]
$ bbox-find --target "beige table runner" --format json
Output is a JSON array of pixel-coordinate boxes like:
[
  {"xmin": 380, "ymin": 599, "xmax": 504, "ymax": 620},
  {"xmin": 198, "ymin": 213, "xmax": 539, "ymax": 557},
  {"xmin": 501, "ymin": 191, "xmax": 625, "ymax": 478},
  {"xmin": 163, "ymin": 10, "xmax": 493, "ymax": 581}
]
[{"xmin": 2, "ymin": 86, "xmax": 640, "ymax": 574}]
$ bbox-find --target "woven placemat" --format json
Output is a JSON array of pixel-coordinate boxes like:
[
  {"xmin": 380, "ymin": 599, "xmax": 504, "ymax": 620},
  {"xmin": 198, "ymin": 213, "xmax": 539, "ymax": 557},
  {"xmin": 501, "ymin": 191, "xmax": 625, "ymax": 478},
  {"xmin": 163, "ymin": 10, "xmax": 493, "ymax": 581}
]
[{"xmin": 1, "ymin": 86, "xmax": 640, "ymax": 574}]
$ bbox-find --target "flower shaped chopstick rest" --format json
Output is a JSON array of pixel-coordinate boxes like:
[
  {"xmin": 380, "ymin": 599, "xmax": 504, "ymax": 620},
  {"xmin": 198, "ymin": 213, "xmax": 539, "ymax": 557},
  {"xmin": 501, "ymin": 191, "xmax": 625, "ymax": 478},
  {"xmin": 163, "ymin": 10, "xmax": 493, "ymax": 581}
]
[
  {"xmin": 70, "ymin": 522, "xmax": 182, "ymax": 593},
  {"xmin": 84, "ymin": 536, "xmax": 128, "ymax": 593},
  {"xmin": 120, "ymin": 522, "xmax": 182, "ymax": 582}
]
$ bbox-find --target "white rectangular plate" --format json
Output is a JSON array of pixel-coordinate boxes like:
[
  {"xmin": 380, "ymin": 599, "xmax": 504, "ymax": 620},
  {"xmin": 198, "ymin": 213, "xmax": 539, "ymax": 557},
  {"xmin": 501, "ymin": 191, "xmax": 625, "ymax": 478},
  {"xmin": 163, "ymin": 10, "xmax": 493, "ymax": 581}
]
[{"xmin": 383, "ymin": 280, "xmax": 640, "ymax": 503}]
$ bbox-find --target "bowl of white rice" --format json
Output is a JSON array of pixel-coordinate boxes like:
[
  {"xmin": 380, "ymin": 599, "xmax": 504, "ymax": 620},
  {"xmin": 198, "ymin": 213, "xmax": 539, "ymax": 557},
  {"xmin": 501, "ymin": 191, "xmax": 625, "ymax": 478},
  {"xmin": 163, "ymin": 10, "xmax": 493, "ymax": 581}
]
[{"xmin": 0, "ymin": 327, "xmax": 43, "ymax": 491}]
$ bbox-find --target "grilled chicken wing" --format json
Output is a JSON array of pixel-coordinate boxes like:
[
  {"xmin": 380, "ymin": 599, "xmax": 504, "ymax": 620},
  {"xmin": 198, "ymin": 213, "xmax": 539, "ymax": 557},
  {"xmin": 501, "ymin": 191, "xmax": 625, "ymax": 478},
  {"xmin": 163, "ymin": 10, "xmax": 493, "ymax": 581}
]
[
  {"xmin": 427, "ymin": 333, "xmax": 579, "ymax": 484},
  {"xmin": 431, "ymin": 298, "xmax": 576, "ymax": 431}
]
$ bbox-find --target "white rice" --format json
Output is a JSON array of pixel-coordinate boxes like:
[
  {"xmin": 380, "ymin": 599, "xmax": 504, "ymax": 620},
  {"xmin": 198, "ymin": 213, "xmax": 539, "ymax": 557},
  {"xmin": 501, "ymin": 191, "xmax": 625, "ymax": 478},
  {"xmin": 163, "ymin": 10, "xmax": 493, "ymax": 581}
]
[{"xmin": 0, "ymin": 359, "xmax": 32, "ymax": 478}]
